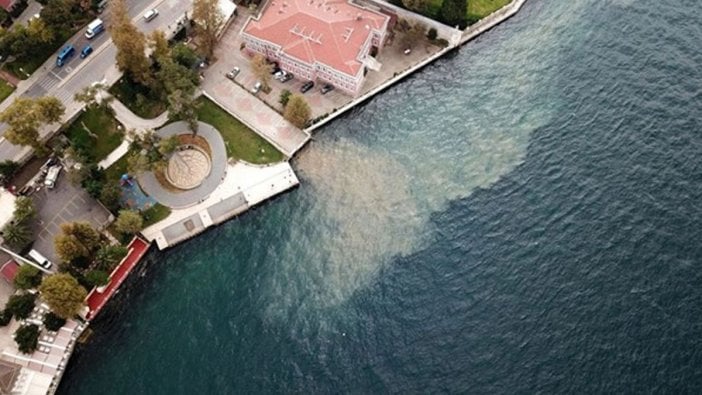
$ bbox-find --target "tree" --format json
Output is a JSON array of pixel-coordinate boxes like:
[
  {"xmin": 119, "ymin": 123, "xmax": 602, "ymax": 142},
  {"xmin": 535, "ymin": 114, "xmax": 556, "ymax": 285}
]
[
  {"xmin": 439, "ymin": 0, "xmax": 468, "ymax": 29},
  {"xmin": 401, "ymin": 0, "xmax": 430, "ymax": 13},
  {"xmin": 13, "ymin": 196, "xmax": 36, "ymax": 224},
  {"xmin": 250, "ymin": 54, "xmax": 272, "ymax": 92},
  {"xmin": 1, "ymin": 221, "xmax": 32, "ymax": 251},
  {"xmin": 127, "ymin": 131, "xmax": 176, "ymax": 174},
  {"xmin": 399, "ymin": 21, "xmax": 427, "ymax": 51},
  {"xmin": 171, "ymin": 43, "xmax": 199, "ymax": 68},
  {"xmin": 427, "ymin": 27, "xmax": 438, "ymax": 41},
  {"xmin": 43, "ymin": 312, "xmax": 66, "ymax": 331},
  {"xmin": 0, "ymin": 310, "xmax": 11, "ymax": 326},
  {"xmin": 157, "ymin": 57, "xmax": 198, "ymax": 96},
  {"xmin": 283, "ymin": 94, "xmax": 312, "ymax": 128},
  {"xmin": 6, "ymin": 293, "xmax": 37, "ymax": 319},
  {"xmin": 14, "ymin": 324, "xmax": 39, "ymax": 353},
  {"xmin": 167, "ymin": 89, "xmax": 199, "ymax": 134},
  {"xmin": 109, "ymin": 0, "xmax": 151, "ymax": 85},
  {"xmin": 26, "ymin": 18, "xmax": 54, "ymax": 46},
  {"xmin": 39, "ymin": 273, "xmax": 87, "ymax": 319},
  {"xmin": 14, "ymin": 265, "xmax": 42, "ymax": 290},
  {"xmin": 279, "ymin": 89, "xmax": 292, "ymax": 107},
  {"xmin": 0, "ymin": 160, "xmax": 19, "ymax": 184},
  {"xmin": 99, "ymin": 182, "xmax": 123, "ymax": 213},
  {"xmin": 0, "ymin": 96, "xmax": 65, "ymax": 153},
  {"xmin": 95, "ymin": 244, "xmax": 128, "ymax": 271},
  {"xmin": 54, "ymin": 222, "xmax": 101, "ymax": 262},
  {"xmin": 192, "ymin": 0, "xmax": 224, "ymax": 59},
  {"xmin": 149, "ymin": 30, "xmax": 170, "ymax": 64},
  {"xmin": 115, "ymin": 210, "xmax": 143, "ymax": 236},
  {"xmin": 85, "ymin": 270, "xmax": 109, "ymax": 287},
  {"xmin": 74, "ymin": 83, "xmax": 113, "ymax": 109}
]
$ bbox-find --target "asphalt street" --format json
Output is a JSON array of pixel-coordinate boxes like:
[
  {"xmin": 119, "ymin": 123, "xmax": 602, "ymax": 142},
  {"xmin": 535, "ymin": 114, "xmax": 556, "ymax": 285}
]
[{"xmin": 0, "ymin": 0, "xmax": 194, "ymax": 161}]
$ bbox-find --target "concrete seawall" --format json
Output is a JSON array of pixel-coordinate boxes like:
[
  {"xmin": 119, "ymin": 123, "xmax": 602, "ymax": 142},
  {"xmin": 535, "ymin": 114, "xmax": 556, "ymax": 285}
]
[{"xmin": 304, "ymin": 0, "xmax": 528, "ymax": 135}]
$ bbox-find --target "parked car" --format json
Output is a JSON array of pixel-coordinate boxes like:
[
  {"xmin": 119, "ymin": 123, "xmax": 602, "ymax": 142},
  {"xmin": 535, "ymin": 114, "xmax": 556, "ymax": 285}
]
[
  {"xmin": 300, "ymin": 81, "xmax": 315, "ymax": 93},
  {"xmin": 143, "ymin": 9, "xmax": 159, "ymax": 22},
  {"xmin": 44, "ymin": 165, "xmax": 62, "ymax": 189},
  {"xmin": 251, "ymin": 81, "xmax": 262, "ymax": 94},
  {"xmin": 280, "ymin": 72, "xmax": 294, "ymax": 83},
  {"xmin": 321, "ymin": 84, "xmax": 335, "ymax": 94},
  {"xmin": 226, "ymin": 67, "xmax": 240, "ymax": 79},
  {"xmin": 80, "ymin": 45, "xmax": 93, "ymax": 59}
]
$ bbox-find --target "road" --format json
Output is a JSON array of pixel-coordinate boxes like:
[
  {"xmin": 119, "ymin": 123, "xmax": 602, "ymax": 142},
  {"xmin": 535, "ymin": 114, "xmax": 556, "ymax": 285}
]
[{"xmin": 0, "ymin": 0, "xmax": 193, "ymax": 162}]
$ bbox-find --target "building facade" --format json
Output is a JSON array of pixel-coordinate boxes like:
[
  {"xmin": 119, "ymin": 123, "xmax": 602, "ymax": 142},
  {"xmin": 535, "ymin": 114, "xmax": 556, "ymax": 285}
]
[{"xmin": 242, "ymin": 0, "xmax": 391, "ymax": 95}]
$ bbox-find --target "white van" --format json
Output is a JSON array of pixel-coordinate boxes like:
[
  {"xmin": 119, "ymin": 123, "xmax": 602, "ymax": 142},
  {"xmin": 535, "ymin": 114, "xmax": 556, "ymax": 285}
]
[
  {"xmin": 28, "ymin": 249, "xmax": 53, "ymax": 270},
  {"xmin": 44, "ymin": 165, "xmax": 61, "ymax": 189},
  {"xmin": 85, "ymin": 18, "xmax": 105, "ymax": 39}
]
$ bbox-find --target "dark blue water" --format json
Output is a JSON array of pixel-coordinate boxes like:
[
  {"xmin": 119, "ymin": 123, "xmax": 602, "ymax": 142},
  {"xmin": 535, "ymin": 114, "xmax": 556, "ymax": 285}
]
[{"xmin": 59, "ymin": 0, "xmax": 702, "ymax": 393}]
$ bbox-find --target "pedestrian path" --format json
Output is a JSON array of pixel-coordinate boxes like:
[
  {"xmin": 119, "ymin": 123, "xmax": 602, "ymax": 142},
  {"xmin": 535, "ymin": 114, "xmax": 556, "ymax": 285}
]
[{"xmin": 110, "ymin": 99, "xmax": 169, "ymax": 131}]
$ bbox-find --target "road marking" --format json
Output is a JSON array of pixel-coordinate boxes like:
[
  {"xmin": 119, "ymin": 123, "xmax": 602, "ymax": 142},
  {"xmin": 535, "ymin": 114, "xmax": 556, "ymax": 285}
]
[
  {"xmin": 49, "ymin": 70, "xmax": 63, "ymax": 80},
  {"xmin": 65, "ymin": 66, "xmax": 73, "ymax": 73}
]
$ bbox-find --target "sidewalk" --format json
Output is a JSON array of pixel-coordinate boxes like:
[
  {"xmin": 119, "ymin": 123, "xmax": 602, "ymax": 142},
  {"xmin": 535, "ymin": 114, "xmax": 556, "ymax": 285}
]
[{"xmin": 110, "ymin": 99, "xmax": 169, "ymax": 132}]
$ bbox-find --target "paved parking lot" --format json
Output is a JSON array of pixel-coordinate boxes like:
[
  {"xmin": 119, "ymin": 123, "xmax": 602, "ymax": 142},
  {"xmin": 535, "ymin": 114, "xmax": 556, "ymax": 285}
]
[
  {"xmin": 205, "ymin": 7, "xmax": 444, "ymax": 123},
  {"xmin": 30, "ymin": 170, "xmax": 112, "ymax": 265}
]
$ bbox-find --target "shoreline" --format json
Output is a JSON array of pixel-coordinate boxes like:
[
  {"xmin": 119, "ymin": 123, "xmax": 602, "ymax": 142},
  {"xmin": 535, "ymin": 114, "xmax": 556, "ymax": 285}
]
[{"xmin": 50, "ymin": 1, "xmax": 529, "ymax": 392}]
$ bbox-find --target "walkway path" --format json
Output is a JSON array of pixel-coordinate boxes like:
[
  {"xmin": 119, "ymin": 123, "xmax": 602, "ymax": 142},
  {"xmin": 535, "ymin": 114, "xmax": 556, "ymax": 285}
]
[{"xmin": 110, "ymin": 99, "xmax": 170, "ymax": 132}]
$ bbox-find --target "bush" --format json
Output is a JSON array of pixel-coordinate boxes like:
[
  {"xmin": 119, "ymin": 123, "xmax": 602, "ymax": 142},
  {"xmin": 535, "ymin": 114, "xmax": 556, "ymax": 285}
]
[
  {"xmin": 0, "ymin": 160, "xmax": 19, "ymax": 184},
  {"xmin": 436, "ymin": 38, "xmax": 450, "ymax": 48},
  {"xmin": 43, "ymin": 312, "xmax": 66, "ymax": 331},
  {"xmin": 14, "ymin": 324, "xmax": 39, "ymax": 353},
  {"xmin": 13, "ymin": 265, "xmax": 42, "ymax": 290},
  {"xmin": 6, "ymin": 293, "xmax": 37, "ymax": 319},
  {"xmin": 85, "ymin": 270, "xmax": 110, "ymax": 288},
  {"xmin": 427, "ymin": 27, "xmax": 438, "ymax": 41},
  {"xmin": 279, "ymin": 89, "xmax": 292, "ymax": 107},
  {"xmin": 0, "ymin": 310, "xmax": 12, "ymax": 326}
]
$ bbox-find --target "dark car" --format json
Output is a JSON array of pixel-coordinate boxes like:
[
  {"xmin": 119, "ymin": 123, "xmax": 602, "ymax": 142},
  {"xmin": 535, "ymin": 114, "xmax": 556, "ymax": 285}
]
[
  {"xmin": 300, "ymin": 81, "xmax": 315, "ymax": 93},
  {"xmin": 80, "ymin": 45, "xmax": 93, "ymax": 59},
  {"xmin": 280, "ymin": 72, "xmax": 294, "ymax": 83},
  {"xmin": 321, "ymin": 84, "xmax": 334, "ymax": 94},
  {"xmin": 269, "ymin": 62, "xmax": 280, "ymax": 75}
]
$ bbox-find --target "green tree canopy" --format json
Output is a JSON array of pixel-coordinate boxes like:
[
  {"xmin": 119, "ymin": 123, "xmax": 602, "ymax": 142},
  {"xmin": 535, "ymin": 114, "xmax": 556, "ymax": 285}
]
[
  {"xmin": 114, "ymin": 210, "xmax": 144, "ymax": 236},
  {"xmin": 5, "ymin": 293, "xmax": 37, "ymax": 319},
  {"xmin": 14, "ymin": 324, "xmax": 39, "ymax": 353},
  {"xmin": 43, "ymin": 312, "xmax": 66, "ymax": 331},
  {"xmin": 439, "ymin": 0, "xmax": 468, "ymax": 29},
  {"xmin": 13, "ymin": 196, "xmax": 36, "ymax": 224},
  {"xmin": 54, "ymin": 222, "xmax": 101, "ymax": 262},
  {"xmin": 39, "ymin": 273, "xmax": 87, "ymax": 319},
  {"xmin": 1, "ymin": 221, "xmax": 32, "ymax": 251},
  {"xmin": 0, "ymin": 96, "xmax": 65, "ymax": 153},
  {"xmin": 95, "ymin": 244, "xmax": 128, "ymax": 271},
  {"xmin": 13, "ymin": 265, "xmax": 42, "ymax": 290}
]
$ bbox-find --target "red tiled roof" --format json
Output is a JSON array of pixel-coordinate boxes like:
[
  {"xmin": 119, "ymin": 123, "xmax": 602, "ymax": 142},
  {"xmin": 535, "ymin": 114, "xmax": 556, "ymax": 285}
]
[
  {"xmin": 0, "ymin": 0, "xmax": 15, "ymax": 12},
  {"xmin": 244, "ymin": 0, "xmax": 389, "ymax": 76}
]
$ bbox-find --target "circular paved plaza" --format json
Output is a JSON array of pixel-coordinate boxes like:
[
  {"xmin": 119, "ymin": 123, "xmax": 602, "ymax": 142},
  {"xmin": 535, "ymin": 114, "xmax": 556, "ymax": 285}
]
[{"xmin": 139, "ymin": 121, "xmax": 227, "ymax": 209}]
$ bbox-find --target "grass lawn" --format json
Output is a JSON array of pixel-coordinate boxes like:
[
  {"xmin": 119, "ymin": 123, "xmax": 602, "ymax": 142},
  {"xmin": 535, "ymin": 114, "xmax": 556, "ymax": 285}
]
[
  {"xmin": 65, "ymin": 107, "xmax": 124, "ymax": 164},
  {"xmin": 195, "ymin": 97, "xmax": 285, "ymax": 164},
  {"xmin": 0, "ymin": 80, "xmax": 14, "ymax": 103},
  {"xmin": 109, "ymin": 77, "xmax": 167, "ymax": 119},
  {"xmin": 467, "ymin": 0, "xmax": 511, "ymax": 20},
  {"xmin": 142, "ymin": 204, "xmax": 171, "ymax": 228},
  {"xmin": 104, "ymin": 149, "xmax": 130, "ymax": 186}
]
